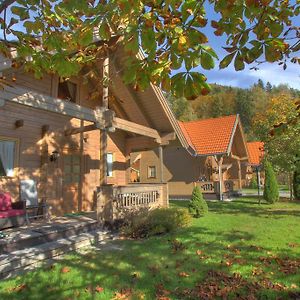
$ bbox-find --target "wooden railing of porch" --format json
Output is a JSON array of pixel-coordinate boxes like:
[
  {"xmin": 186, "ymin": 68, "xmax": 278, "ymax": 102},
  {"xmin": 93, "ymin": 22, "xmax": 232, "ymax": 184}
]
[
  {"xmin": 197, "ymin": 180, "xmax": 235, "ymax": 194},
  {"xmin": 97, "ymin": 183, "xmax": 168, "ymax": 222}
]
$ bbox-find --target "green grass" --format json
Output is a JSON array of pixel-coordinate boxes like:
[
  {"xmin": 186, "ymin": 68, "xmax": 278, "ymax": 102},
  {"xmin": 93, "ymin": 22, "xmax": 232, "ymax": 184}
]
[{"xmin": 1, "ymin": 198, "xmax": 300, "ymax": 299}]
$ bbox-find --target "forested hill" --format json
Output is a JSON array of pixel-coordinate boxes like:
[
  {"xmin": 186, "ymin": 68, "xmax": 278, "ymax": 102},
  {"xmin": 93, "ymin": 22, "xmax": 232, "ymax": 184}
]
[{"xmin": 167, "ymin": 79, "xmax": 300, "ymax": 140}]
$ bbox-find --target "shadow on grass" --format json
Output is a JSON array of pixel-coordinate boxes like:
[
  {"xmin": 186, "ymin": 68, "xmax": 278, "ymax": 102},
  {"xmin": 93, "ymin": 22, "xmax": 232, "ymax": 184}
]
[
  {"xmin": 170, "ymin": 198, "xmax": 300, "ymax": 219},
  {"xmin": 1, "ymin": 223, "xmax": 299, "ymax": 300}
]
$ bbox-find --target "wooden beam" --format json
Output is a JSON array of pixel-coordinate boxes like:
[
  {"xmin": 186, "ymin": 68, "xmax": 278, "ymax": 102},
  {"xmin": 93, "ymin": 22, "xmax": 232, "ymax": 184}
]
[
  {"xmin": 237, "ymin": 160, "xmax": 242, "ymax": 190},
  {"xmin": 100, "ymin": 55, "xmax": 109, "ymax": 187},
  {"xmin": 158, "ymin": 132, "xmax": 176, "ymax": 145},
  {"xmin": 114, "ymin": 117, "xmax": 161, "ymax": 142},
  {"xmin": 65, "ymin": 124, "xmax": 98, "ymax": 136},
  {"xmin": 158, "ymin": 145, "xmax": 164, "ymax": 183},
  {"xmin": 231, "ymin": 153, "xmax": 248, "ymax": 161},
  {"xmin": 215, "ymin": 155, "xmax": 224, "ymax": 201},
  {"xmin": 126, "ymin": 136, "xmax": 158, "ymax": 153},
  {"xmin": 0, "ymin": 85, "xmax": 98, "ymax": 122}
]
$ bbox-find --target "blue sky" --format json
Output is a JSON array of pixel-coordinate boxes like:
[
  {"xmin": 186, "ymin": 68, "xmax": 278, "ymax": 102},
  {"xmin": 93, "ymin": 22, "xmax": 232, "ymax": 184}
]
[{"xmin": 199, "ymin": 4, "xmax": 300, "ymax": 89}]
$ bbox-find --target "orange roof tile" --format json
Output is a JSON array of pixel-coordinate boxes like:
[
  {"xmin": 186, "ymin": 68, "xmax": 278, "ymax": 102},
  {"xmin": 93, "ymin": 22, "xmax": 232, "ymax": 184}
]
[
  {"xmin": 247, "ymin": 142, "xmax": 264, "ymax": 165},
  {"xmin": 179, "ymin": 115, "xmax": 238, "ymax": 155}
]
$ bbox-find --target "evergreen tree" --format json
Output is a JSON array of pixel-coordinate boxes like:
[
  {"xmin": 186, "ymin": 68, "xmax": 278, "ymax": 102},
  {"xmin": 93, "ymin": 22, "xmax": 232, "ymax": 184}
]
[
  {"xmin": 249, "ymin": 175, "xmax": 258, "ymax": 189},
  {"xmin": 211, "ymin": 95, "xmax": 224, "ymax": 117},
  {"xmin": 263, "ymin": 160, "xmax": 279, "ymax": 203},
  {"xmin": 189, "ymin": 186, "xmax": 208, "ymax": 217},
  {"xmin": 293, "ymin": 159, "xmax": 300, "ymax": 200},
  {"xmin": 167, "ymin": 95, "xmax": 196, "ymax": 121},
  {"xmin": 257, "ymin": 79, "xmax": 265, "ymax": 90},
  {"xmin": 235, "ymin": 89, "xmax": 254, "ymax": 132},
  {"xmin": 266, "ymin": 82, "xmax": 272, "ymax": 93}
]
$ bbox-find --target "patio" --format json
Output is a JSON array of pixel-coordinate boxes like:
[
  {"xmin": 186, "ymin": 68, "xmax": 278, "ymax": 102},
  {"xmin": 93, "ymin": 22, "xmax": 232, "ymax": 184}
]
[{"xmin": 0, "ymin": 214, "xmax": 112, "ymax": 279}]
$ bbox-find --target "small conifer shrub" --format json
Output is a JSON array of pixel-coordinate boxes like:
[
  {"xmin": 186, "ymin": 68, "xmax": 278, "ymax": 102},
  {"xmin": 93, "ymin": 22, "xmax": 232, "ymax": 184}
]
[
  {"xmin": 189, "ymin": 186, "xmax": 208, "ymax": 217},
  {"xmin": 263, "ymin": 160, "xmax": 279, "ymax": 204}
]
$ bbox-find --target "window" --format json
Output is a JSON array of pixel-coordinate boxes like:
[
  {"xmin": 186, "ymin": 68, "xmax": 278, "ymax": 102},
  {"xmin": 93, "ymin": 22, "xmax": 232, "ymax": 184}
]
[
  {"xmin": 148, "ymin": 166, "xmax": 156, "ymax": 179},
  {"xmin": 57, "ymin": 80, "xmax": 77, "ymax": 103},
  {"xmin": 106, "ymin": 153, "xmax": 113, "ymax": 177},
  {"xmin": 0, "ymin": 138, "xmax": 17, "ymax": 177}
]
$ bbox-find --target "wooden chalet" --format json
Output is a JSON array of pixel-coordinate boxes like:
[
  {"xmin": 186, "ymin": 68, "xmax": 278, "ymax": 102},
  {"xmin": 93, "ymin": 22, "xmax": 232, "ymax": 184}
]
[
  {"xmin": 246, "ymin": 141, "xmax": 265, "ymax": 187},
  {"xmin": 131, "ymin": 115, "xmax": 249, "ymax": 200},
  {"xmin": 0, "ymin": 48, "xmax": 187, "ymax": 222}
]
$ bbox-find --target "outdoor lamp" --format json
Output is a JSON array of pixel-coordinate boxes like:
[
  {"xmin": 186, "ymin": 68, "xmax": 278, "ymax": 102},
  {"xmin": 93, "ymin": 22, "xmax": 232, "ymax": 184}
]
[{"xmin": 49, "ymin": 150, "xmax": 59, "ymax": 162}]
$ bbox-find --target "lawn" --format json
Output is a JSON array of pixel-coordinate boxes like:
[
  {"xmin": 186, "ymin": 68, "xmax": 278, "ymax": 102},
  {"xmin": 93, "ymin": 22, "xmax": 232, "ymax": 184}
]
[{"xmin": 1, "ymin": 198, "xmax": 300, "ymax": 299}]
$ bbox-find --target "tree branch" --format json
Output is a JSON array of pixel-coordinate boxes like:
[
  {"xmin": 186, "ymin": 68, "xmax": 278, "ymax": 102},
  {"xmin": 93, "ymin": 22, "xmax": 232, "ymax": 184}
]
[{"xmin": 0, "ymin": 0, "xmax": 16, "ymax": 14}]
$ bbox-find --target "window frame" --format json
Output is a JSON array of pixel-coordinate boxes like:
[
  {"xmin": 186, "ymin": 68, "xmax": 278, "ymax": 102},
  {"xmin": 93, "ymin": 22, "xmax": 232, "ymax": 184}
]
[
  {"xmin": 54, "ymin": 76, "xmax": 80, "ymax": 104},
  {"xmin": 147, "ymin": 165, "xmax": 157, "ymax": 179},
  {"xmin": 0, "ymin": 136, "xmax": 19, "ymax": 178},
  {"xmin": 106, "ymin": 152, "xmax": 114, "ymax": 178}
]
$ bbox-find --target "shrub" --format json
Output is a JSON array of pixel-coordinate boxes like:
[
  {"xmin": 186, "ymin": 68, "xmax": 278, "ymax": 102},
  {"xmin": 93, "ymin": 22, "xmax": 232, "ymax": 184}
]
[
  {"xmin": 293, "ymin": 162, "xmax": 300, "ymax": 200},
  {"xmin": 121, "ymin": 207, "xmax": 191, "ymax": 239},
  {"xmin": 189, "ymin": 186, "xmax": 208, "ymax": 217},
  {"xmin": 249, "ymin": 175, "xmax": 258, "ymax": 189},
  {"xmin": 263, "ymin": 160, "xmax": 279, "ymax": 203}
]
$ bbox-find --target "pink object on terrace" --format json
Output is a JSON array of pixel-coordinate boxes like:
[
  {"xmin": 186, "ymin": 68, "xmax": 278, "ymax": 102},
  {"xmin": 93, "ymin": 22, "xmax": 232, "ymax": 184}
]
[
  {"xmin": 0, "ymin": 209, "xmax": 25, "ymax": 219},
  {"xmin": 0, "ymin": 192, "xmax": 12, "ymax": 211}
]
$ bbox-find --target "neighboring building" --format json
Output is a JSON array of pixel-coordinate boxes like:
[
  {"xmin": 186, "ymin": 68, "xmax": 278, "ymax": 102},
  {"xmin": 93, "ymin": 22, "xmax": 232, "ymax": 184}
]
[
  {"xmin": 0, "ymin": 48, "xmax": 188, "ymax": 221},
  {"xmin": 131, "ymin": 115, "xmax": 249, "ymax": 200},
  {"xmin": 246, "ymin": 141, "xmax": 265, "ymax": 186}
]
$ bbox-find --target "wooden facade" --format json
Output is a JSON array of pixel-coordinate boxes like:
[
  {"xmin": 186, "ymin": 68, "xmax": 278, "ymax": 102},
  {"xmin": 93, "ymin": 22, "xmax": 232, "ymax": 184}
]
[
  {"xmin": 0, "ymin": 50, "xmax": 183, "ymax": 221},
  {"xmin": 131, "ymin": 115, "xmax": 249, "ymax": 200}
]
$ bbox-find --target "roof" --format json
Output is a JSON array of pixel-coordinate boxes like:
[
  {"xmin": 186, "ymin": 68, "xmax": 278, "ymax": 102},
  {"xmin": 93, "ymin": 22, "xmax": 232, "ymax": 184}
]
[
  {"xmin": 247, "ymin": 142, "xmax": 264, "ymax": 166},
  {"xmin": 178, "ymin": 115, "xmax": 239, "ymax": 156}
]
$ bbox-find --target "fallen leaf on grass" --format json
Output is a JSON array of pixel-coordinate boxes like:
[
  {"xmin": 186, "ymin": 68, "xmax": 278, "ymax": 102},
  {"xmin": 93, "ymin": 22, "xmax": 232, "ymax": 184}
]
[
  {"xmin": 288, "ymin": 242, "xmax": 299, "ymax": 248},
  {"xmin": 196, "ymin": 249, "xmax": 203, "ymax": 256},
  {"xmin": 155, "ymin": 283, "xmax": 171, "ymax": 299},
  {"xmin": 178, "ymin": 272, "xmax": 190, "ymax": 277},
  {"xmin": 95, "ymin": 286, "xmax": 104, "ymax": 293},
  {"xmin": 61, "ymin": 266, "xmax": 70, "ymax": 273},
  {"xmin": 8, "ymin": 284, "xmax": 27, "ymax": 293},
  {"xmin": 113, "ymin": 288, "xmax": 132, "ymax": 300}
]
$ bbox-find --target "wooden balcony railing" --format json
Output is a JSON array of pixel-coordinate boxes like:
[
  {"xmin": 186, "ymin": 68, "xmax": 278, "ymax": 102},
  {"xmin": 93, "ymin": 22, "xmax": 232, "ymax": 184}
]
[{"xmin": 97, "ymin": 183, "xmax": 168, "ymax": 222}]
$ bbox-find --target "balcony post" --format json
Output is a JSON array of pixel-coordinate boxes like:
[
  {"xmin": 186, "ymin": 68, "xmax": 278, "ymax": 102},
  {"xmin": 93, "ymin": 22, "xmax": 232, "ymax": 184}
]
[
  {"xmin": 158, "ymin": 145, "xmax": 164, "ymax": 183},
  {"xmin": 100, "ymin": 55, "xmax": 109, "ymax": 186}
]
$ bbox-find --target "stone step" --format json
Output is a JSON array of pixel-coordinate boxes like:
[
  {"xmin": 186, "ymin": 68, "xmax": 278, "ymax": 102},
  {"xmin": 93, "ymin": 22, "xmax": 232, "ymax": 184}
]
[
  {"xmin": 0, "ymin": 229, "xmax": 113, "ymax": 279},
  {"xmin": 0, "ymin": 217, "xmax": 99, "ymax": 254}
]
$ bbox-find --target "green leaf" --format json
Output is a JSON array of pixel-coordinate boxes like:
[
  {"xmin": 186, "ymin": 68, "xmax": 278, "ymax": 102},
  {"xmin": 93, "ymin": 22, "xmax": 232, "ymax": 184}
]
[
  {"xmin": 234, "ymin": 52, "xmax": 245, "ymax": 71},
  {"xmin": 200, "ymin": 51, "xmax": 215, "ymax": 70},
  {"xmin": 11, "ymin": 6, "xmax": 29, "ymax": 21},
  {"xmin": 141, "ymin": 28, "xmax": 156, "ymax": 54},
  {"xmin": 219, "ymin": 52, "xmax": 236, "ymax": 69},
  {"xmin": 99, "ymin": 22, "xmax": 111, "ymax": 41},
  {"xmin": 269, "ymin": 22, "xmax": 283, "ymax": 38}
]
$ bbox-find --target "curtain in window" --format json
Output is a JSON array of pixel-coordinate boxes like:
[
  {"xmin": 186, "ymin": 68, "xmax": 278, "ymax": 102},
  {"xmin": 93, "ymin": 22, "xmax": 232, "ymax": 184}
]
[
  {"xmin": 67, "ymin": 82, "xmax": 77, "ymax": 102},
  {"xmin": 0, "ymin": 141, "xmax": 15, "ymax": 176},
  {"xmin": 106, "ymin": 153, "xmax": 113, "ymax": 177}
]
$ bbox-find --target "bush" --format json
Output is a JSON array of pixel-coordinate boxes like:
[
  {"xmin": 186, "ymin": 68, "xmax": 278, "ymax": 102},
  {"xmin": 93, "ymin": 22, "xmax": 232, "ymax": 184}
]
[
  {"xmin": 263, "ymin": 160, "xmax": 279, "ymax": 203},
  {"xmin": 121, "ymin": 207, "xmax": 191, "ymax": 239},
  {"xmin": 293, "ymin": 162, "xmax": 300, "ymax": 200},
  {"xmin": 249, "ymin": 175, "xmax": 258, "ymax": 189},
  {"xmin": 188, "ymin": 186, "xmax": 208, "ymax": 217}
]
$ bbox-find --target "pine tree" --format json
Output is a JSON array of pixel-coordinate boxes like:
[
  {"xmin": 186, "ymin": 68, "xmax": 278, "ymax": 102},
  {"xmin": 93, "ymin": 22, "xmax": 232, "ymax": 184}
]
[
  {"xmin": 293, "ymin": 160, "xmax": 300, "ymax": 200},
  {"xmin": 263, "ymin": 160, "xmax": 279, "ymax": 203},
  {"xmin": 189, "ymin": 186, "xmax": 208, "ymax": 217},
  {"xmin": 257, "ymin": 79, "xmax": 265, "ymax": 90},
  {"xmin": 266, "ymin": 82, "xmax": 272, "ymax": 93}
]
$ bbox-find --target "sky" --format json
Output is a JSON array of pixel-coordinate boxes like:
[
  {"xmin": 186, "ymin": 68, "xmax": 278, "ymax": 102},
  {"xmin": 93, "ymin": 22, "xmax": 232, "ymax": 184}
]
[{"xmin": 191, "ymin": 3, "xmax": 300, "ymax": 89}]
